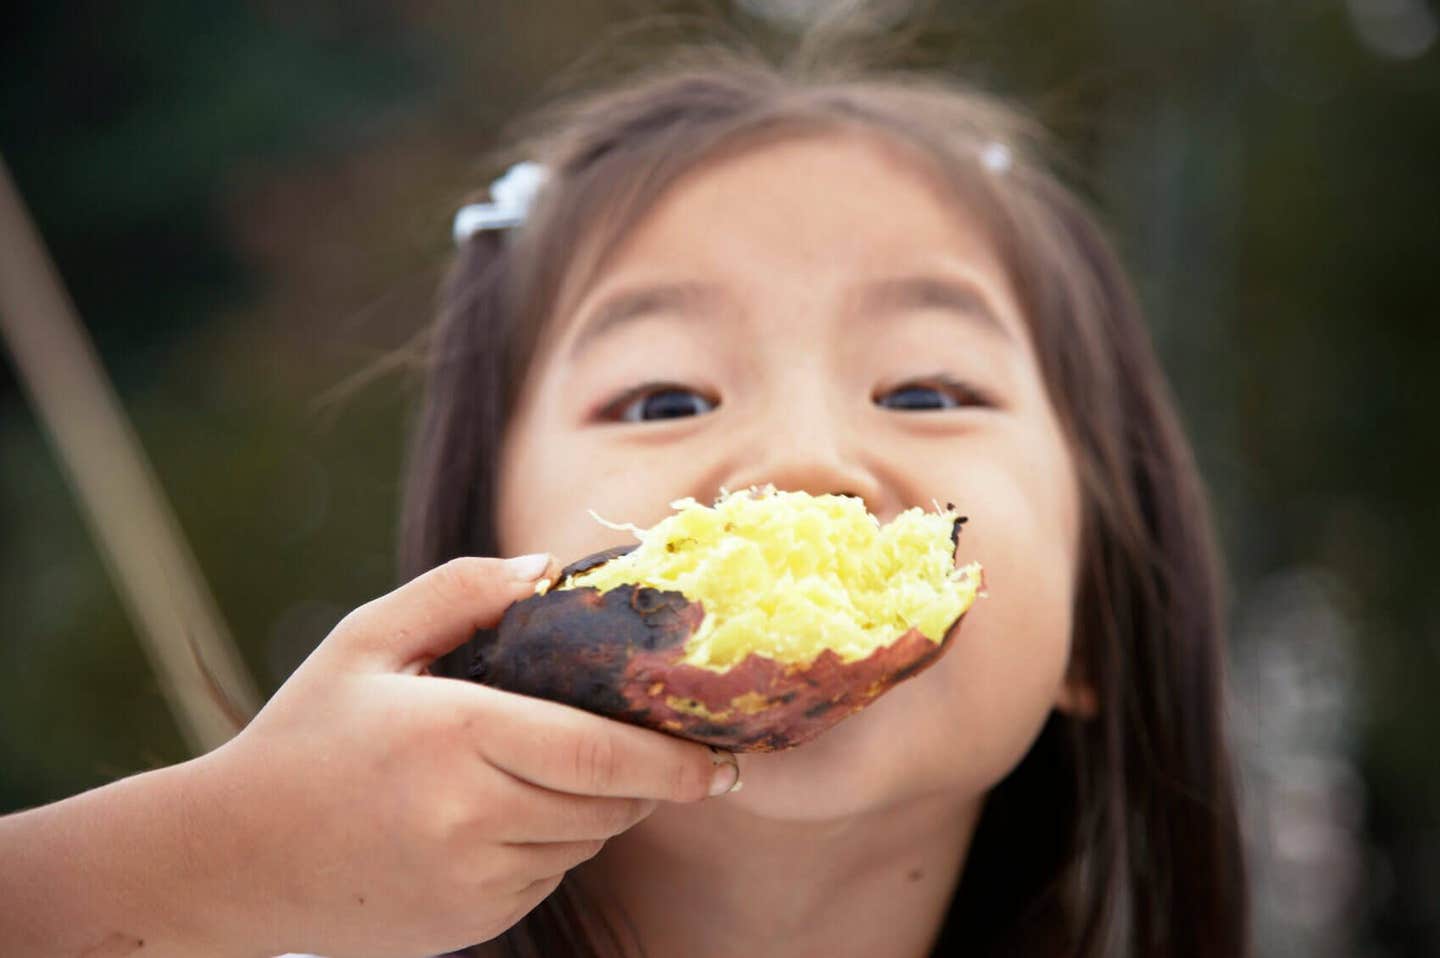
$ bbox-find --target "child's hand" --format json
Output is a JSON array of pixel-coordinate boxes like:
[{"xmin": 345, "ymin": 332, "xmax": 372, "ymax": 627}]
[{"xmin": 189, "ymin": 555, "xmax": 738, "ymax": 958}]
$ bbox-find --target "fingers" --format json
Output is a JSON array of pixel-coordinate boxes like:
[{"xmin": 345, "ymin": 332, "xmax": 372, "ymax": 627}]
[
  {"xmin": 504, "ymin": 839, "xmax": 607, "ymax": 881},
  {"xmin": 491, "ymin": 781, "xmax": 657, "ymax": 844},
  {"xmin": 504, "ymin": 873, "xmax": 565, "ymax": 923},
  {"xmin": 472, "ymin": 688, "xmax": 740, "ymax": 803},
  {"xmin": 332, "ymin": 555, "xmax": 558, "ymax": 672}
]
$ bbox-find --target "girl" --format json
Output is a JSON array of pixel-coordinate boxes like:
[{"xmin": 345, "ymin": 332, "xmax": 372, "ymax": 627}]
[{"xmin": 0, "ymin": 44, "xmax": 1247, "ymax": 958}]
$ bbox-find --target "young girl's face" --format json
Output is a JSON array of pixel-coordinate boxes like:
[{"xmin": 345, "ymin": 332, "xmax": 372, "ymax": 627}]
[{"xmin": 498, "ymin": 132, "xmax": 1087, "ymax": 819}]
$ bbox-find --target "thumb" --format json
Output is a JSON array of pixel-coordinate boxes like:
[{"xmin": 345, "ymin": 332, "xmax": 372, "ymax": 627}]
[{"xmin": 328, "ymin": 554, "xmax": 557, "ymax": 674}]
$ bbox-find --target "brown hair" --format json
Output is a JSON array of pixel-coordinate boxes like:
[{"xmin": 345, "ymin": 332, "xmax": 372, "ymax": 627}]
[{"xmin": 401, "ymin": 44, "xmax": 1248, "ymax": 958}]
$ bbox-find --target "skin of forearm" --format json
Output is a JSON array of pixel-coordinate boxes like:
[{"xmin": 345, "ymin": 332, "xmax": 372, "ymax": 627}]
[{"xmin": 0, "ymin": 759, "xmax": 263, "ymax": 958}]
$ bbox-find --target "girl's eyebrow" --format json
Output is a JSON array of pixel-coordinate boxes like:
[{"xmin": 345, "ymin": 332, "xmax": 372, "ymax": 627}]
[
  {"xmin": 566, "ymin": 273, "xmax": 1013, "ymax": 360},
  {"xmin": 567, "ymin": 281, "xmax": 722, "ymax": 360},
  {"xmin": 853, "ymin": 274, "xmax": 1015, "ymax": 343}
]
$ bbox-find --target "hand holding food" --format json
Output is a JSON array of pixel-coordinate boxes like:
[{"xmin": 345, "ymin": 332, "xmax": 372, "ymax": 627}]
[{"xmin": 176, "ymin": 555, "xmax": 730, "ymax": 958}]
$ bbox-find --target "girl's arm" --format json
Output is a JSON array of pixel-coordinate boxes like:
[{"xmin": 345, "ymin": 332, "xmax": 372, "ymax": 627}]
[{"xmin": 0, "ymin": 758, "xmax": 254, "ymax": 958}]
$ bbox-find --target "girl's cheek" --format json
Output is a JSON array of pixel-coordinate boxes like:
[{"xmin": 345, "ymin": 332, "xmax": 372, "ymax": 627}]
[
  {"xmin": 936, "ymin": 429, "xmax": 1080, "ymax": 644},
  {"xmin": 920, "ymin": 516, "xmax": 1076, "ymax": 796}
]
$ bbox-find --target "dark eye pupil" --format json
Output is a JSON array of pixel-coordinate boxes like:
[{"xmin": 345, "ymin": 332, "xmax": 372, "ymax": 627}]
[
  {"xmin": 641, "ymin": 389, "xmax": 709, "ymax": 420},
  {"xmin": 879, "ymin": 385, "xmax": 948, "ymax": 410}
]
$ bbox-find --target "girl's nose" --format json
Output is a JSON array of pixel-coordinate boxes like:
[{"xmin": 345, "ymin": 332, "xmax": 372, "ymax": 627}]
[{"xmin": 719, "ymin": 408, "xmax": 888, "ymax": 514}]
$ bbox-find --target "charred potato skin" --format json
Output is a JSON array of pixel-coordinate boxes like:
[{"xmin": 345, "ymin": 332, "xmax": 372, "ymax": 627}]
[
  {"xmin": 473, "ymin": 582, "xmax": 702, "ymax": 723},
  {"xmin": 471, "ymin": 540, "xmax": 969, "ymax": 752}
]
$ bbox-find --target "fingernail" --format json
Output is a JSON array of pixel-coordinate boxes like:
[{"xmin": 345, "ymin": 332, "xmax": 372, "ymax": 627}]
[
  {"xmin": 505, "ymin": 553, "xmax": 551, "ymax": 581},
  {"xmin": 708, "ymin": 749, "xmax": 740, "ymax": 796}
]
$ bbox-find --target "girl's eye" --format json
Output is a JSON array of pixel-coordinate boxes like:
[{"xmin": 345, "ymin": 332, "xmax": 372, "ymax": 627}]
[
  {"xmin": 874, "ymin": 376, "xmax": 991, "ymax": 412},
  {"xmin": 605, "ymin": 383, "xmax": 719, "ymax": 423}
]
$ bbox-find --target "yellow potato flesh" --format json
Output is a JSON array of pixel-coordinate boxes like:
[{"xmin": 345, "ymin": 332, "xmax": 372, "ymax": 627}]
[{"xmin": 564, "ymin": 489, "xmax": 982, "ymax": 671}]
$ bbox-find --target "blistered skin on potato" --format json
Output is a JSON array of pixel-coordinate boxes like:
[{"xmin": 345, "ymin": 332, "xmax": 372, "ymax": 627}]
[
  {"xmin": 471, "ymin": 544, "xmax": 973, "ymax": 752},
  {"xmin": 473, "ymin": 582, "xmax": 702, "ymax": 722}
]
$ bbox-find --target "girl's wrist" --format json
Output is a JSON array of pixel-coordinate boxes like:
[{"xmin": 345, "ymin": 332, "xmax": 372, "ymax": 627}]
[
  {"xmin": 101, "ymin": 757, "xmax": 273, "ymax": 958},
  {"xmin": 163, "ymin": 745, "xmax": 283, "ymax": 958},
  {"xmin": 0, "ymin": 756, "xmax": 268, "ymax": 958}
]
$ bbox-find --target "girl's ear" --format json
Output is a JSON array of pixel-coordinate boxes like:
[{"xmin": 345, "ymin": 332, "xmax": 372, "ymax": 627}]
[{"xmin": 1054, "ymin": 665, "xmax": 1099, "ymax": 719}]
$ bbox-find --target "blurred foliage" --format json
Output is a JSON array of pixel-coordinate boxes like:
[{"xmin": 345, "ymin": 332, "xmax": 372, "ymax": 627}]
[{"xmin": 2, "ymin": 1, "xmax": 1437, "ymax": 954}]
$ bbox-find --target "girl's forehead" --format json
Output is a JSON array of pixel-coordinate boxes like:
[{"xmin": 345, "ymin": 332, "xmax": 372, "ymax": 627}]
[
  {"xmin": 545, "ymin": 129, "xmax": 1021, "ymax": 345},
  {"xmin": 624, "ymin": 130, "xmax": 994, "ymax": 258}
]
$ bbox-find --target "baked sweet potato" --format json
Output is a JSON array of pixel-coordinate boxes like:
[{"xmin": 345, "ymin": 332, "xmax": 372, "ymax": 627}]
[{"xmin": 470, "ymin": 488, "xmax": 983, "ymax": 751}]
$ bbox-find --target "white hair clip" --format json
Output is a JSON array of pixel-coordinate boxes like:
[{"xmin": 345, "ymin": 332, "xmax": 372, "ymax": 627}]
[
  {"xmin": 452, "ymin": 161, "xmax": 549, "ymax": 244},
  {"xmin": 979, "ymin": 142, "xmax": 1013, "ymax": 174}
]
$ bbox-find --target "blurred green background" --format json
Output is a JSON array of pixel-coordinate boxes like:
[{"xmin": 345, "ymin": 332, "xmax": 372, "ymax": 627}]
[{"xmin": 2, "ymin": 2, "xmax": 1436, "ymax": 955}]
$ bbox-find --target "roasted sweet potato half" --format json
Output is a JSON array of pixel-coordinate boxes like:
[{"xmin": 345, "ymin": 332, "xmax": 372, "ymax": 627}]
[{"xmin": 470, "ymin": 488, "xmax": 983, "ymax": 752}]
